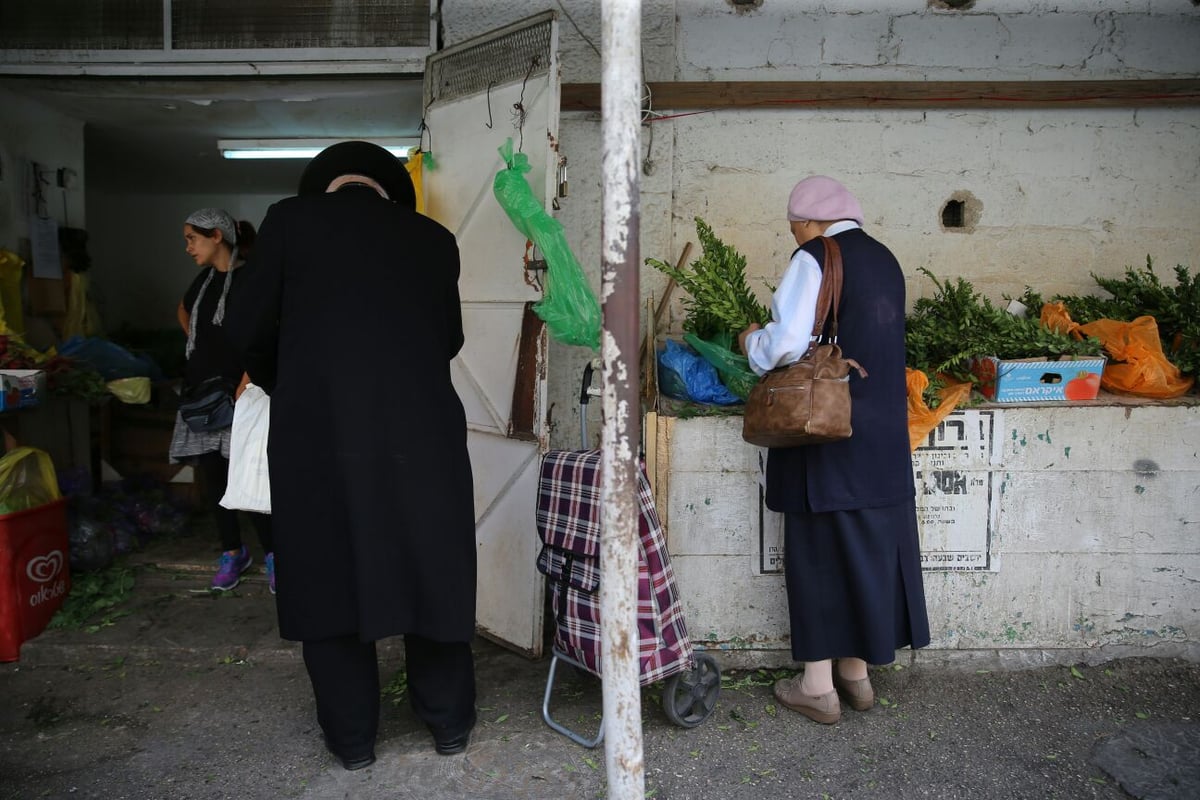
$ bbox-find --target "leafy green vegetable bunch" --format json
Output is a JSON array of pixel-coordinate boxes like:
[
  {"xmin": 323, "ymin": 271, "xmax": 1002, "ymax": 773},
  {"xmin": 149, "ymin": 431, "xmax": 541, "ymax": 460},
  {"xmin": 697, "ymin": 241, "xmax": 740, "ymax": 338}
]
[
  {"xmin": 905, "ymin": 268, "xmax": 1104, "ymax": 381},
  {"xmin": 44, "ymin": 357, "xmax": 110, "ymax": 401},
  {"xmin": 1045, "ymin": 257, "xmax": 1200, "ymax": 377},
  {"xmin": 0, "ymin": 339, "xmax": 109, "ymax": 402},
  {"xmin": 646, "ymin": 217, "xmax": 769, "ymax": 346}
]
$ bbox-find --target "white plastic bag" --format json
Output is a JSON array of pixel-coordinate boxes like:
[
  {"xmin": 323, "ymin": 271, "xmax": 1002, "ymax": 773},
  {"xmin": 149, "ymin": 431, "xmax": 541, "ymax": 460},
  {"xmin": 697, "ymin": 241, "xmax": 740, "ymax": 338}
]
[{"xmin": 219, "ymin": 383, "xmax": 271, "ymax": 513}]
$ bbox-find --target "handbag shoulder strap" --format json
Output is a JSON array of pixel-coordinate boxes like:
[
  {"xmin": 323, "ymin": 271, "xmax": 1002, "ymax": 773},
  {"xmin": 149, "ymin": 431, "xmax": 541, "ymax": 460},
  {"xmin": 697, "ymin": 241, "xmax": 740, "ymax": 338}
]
[{"xmin": 810, "ymin": 236, "xmax": 844, "ymax": 342}]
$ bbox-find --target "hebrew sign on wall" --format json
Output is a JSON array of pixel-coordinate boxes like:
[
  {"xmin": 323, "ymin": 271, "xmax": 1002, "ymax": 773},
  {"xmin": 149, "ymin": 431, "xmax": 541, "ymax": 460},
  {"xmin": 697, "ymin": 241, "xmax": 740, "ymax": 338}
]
[
  {"xmin": 755, "ymin": 409, "xmax": 1003, "ymax": 574},
  {"xmin": 912, "ymin": 409, "xmax": 1002, "ymax": 571}
]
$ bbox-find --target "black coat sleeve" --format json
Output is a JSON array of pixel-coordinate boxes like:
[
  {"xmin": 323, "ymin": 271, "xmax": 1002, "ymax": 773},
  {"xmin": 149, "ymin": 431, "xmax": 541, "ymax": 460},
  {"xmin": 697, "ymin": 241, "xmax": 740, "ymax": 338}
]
[
  {"xmin": 225, "ymin": 203, "xmax": 285, "ymax": 393},
  {"xmin": 444, "ymin": 234, "xmax": 465, "ymax": 361}
]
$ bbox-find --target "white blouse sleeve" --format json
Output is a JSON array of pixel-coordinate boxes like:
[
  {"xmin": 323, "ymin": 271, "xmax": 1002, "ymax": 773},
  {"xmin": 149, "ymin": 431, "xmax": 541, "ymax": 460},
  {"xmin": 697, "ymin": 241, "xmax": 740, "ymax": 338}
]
[{"xmin": 743, "ymin": 248, "xmax": 821, "ymax": 376}]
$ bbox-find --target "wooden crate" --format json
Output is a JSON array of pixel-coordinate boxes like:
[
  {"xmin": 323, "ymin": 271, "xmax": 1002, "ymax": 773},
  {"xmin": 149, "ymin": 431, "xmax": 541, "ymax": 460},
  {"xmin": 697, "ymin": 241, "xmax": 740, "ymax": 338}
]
[{"xmin": 105, "ymin": 397, "xmax": 204, "ymax": 510}]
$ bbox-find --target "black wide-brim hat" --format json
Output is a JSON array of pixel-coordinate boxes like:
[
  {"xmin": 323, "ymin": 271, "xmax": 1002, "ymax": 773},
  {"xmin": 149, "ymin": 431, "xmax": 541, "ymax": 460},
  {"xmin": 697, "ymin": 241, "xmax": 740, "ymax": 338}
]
[{"xmin": 297, "ymin": 140, "xmax": 416, "ymax": 208}]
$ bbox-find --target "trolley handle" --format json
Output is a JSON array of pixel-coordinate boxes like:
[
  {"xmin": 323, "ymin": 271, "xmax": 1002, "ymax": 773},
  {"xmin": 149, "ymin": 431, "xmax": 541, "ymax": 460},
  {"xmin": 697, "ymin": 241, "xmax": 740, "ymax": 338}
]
[{"xmin": 579, "ymin": 361, "xmax": 595, "ymax": 406}]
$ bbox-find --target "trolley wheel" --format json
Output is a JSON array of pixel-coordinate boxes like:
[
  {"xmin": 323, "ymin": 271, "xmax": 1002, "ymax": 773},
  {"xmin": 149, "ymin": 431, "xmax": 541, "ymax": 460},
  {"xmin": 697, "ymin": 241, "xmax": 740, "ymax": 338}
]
[{"xmin": 661, "ymin": 653, "xmax": 721, "ymax": 728}]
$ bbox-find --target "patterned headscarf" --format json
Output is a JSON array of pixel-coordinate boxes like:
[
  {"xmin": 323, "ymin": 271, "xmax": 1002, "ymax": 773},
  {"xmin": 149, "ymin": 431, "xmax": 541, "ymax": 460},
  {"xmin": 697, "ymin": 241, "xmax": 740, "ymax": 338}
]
[
  {"xmin": 183, "ymin": 208, "xmax": 240, "ymax": 359},
  {"xmin": 184, "ymin": 208, "xmax": 238, "ymax": 245}
]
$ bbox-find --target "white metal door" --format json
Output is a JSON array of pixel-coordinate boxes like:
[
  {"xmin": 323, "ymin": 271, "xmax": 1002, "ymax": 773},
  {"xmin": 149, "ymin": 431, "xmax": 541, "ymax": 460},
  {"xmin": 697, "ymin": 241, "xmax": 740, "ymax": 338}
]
[{"xmin": 421, "ymin": 12, "xmax": 560, "ymax": 656}]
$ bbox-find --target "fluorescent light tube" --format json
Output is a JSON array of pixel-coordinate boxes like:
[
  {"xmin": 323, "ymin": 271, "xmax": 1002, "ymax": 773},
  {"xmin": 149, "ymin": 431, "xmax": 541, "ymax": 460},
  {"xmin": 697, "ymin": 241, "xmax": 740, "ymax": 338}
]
[{"xmin": 218, "ymin": 138, "xmax": 419, "ymax": 160}]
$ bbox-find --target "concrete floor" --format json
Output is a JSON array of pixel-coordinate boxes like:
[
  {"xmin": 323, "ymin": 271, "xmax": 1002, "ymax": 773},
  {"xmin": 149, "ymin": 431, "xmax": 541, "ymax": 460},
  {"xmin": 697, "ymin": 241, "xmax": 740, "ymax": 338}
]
[{"xmin": 2, "ymin": 518, "xmax": 1198, "ymax": 800}]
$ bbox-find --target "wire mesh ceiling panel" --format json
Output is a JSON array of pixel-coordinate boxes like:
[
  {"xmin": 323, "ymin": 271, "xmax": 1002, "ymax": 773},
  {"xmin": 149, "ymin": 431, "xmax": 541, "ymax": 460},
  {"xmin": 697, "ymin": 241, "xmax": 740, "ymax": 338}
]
[
  {"xmin": 0, "ymin": 0, "xmax": 163, "ymax": 50},
  {"xmin": 172, "ymin": 0, "xmax": 431, "ymax": 50},
  {"xmin": 426, "ymin": 13, "xmax": 553, "ymax": 107},
  {"xmin": 0, "ymin": 1, "xmax": 431, "ymax": 52}
]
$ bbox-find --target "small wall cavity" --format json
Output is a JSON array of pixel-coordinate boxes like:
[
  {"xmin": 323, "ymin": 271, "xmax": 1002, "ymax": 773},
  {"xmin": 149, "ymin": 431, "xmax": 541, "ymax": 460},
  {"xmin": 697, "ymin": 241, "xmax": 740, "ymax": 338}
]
[{"xmin": 941, "ymin": 191, "xmax": 982, "ymax": 233}]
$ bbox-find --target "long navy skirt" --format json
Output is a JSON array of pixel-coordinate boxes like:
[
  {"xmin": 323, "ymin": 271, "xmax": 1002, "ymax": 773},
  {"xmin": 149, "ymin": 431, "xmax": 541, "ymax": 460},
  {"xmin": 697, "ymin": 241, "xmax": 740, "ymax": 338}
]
[{"xmin": 783, "ymin": 501, "xmax": 930, "ymax": 664}]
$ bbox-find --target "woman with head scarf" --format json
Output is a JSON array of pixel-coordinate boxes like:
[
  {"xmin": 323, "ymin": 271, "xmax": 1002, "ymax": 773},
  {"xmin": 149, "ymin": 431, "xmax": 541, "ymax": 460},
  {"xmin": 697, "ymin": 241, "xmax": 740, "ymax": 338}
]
[
  {"xmin": 223, "ymin": 142, "xmax": 477, "ymax": 769},
  {"xmin": 739, "ymin": 176, "xmax": 930, "ymax": 724},
  {"xmin": 169, "ymin": 208, "xmax": 274, "ymax": 593}
]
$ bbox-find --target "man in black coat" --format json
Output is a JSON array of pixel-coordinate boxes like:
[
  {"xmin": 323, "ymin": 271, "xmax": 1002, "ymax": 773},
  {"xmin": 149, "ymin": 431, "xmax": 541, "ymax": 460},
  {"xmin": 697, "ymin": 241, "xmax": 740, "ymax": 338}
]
[{"xmin": 224, "ymin": 141, "xmax": 477, "ymax": 769}]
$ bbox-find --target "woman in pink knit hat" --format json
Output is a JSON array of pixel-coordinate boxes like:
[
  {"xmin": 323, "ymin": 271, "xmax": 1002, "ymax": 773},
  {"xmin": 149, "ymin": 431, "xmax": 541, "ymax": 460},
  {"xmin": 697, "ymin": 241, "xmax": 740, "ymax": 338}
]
[{"xmin": 739, "ymin": 176, "xmax": 929, "ymax": 724}]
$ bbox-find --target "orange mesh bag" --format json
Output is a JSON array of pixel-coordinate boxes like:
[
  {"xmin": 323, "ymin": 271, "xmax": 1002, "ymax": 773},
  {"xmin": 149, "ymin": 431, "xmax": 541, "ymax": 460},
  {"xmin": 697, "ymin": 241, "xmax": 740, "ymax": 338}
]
[
  {"xmin": 906, "ymin": 368, "xmax": 974, "ymax": 451},
  {"xmin": 1041, "ymin": 302, "xmax": 1193, "ymax": 398},
  {"xmin": 1077, "ymin": 316, "xmax": 1194, "ymax": 398},
  {"xmin": 1040, "ymin": 301, "xmax": 1080, "ymax": 337}
]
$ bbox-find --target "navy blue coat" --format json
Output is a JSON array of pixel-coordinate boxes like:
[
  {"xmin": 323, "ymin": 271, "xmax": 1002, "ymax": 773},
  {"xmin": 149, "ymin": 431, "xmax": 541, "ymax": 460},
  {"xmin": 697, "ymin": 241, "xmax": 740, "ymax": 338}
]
[{"xmin": 765, "ymin": 228, "xmax": 915, "ymax": 513}]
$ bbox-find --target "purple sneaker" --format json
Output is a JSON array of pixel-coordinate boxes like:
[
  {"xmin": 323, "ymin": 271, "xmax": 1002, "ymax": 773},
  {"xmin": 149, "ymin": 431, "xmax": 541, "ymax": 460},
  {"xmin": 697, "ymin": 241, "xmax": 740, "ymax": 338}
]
[
  {"xmin": 212, "ymin": 546, "xmax": 252, "ymax": 592},
  {"xmin": 265, "ymin": 552, "xmax": 276, "ymax": 595}
]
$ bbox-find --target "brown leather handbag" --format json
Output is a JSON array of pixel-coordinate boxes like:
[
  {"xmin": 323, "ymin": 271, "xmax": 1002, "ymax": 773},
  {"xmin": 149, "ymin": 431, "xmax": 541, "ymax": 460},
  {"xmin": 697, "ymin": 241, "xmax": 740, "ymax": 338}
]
[{"xmin": 741, "ymin": 236, "xmax": 867, "ymax": 448}]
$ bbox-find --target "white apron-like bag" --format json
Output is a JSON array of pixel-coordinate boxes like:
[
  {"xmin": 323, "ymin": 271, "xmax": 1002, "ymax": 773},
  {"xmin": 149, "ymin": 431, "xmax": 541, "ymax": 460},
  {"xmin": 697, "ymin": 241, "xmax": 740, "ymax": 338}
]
[{"xmin": 219, "ymin": 383, "xmax": 271, "ymax": 514}]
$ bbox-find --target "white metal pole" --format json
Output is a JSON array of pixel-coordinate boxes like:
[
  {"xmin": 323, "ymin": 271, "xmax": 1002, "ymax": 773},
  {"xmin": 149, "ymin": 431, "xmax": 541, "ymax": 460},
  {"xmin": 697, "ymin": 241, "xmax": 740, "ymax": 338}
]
[{"xmin": 599, "ymin": 1, "xmax": 645, "ymax": 799}]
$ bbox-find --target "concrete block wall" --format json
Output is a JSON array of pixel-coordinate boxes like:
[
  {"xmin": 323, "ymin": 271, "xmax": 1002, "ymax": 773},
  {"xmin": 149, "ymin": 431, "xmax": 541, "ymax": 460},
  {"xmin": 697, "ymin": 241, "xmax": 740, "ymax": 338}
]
[
  {"xmin": 666, "ymin": 106, "xmax": 1199, "ymax": 307},
  {"xmin": 441, "ymin": 0, "xmax": 678, "ymax": 84},
  {"xmin": 437, "ymin": 1, "xmax": 1200, "ymax": 452},
  {"xmin": 654, "ymin": 403, "xmax": 1200, "ymax": 669},
  {"xmin": 678, "ymin": 1, "xmax": 1200, "ymax": 81},
  {"xmin": 444, "ymin": 2, "xmax": 1200, "ymax": 83}
]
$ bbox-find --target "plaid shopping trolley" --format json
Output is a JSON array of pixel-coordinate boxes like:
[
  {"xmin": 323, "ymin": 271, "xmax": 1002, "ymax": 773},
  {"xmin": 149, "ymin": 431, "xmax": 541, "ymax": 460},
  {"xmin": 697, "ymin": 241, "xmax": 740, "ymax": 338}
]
[{"xmin": 535, "ymin": 448, "xmax": 721, "ymax": 747}]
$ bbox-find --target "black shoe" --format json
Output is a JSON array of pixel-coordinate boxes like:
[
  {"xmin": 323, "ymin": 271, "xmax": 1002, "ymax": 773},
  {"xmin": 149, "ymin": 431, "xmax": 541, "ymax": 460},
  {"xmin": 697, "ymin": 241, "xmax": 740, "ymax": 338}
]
[
  {"xmin": 323, "ymin": 735, "xmax": 376, "ymax": 771},
  {"xmin": 339, "ymin": 753, "xmax": 376, "ymax": 771},
  {"xmin": 431, "ymin": 710, "xmax": 476, "ymax": 756},
  {"xmin": 433, "ymin": 731, "xmax": 470, "ymax": 756}
]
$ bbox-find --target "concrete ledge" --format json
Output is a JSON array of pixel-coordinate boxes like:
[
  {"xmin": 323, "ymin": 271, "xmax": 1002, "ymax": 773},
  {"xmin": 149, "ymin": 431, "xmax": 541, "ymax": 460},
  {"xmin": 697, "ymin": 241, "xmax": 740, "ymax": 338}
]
[
  {"xmin": 697, "ymin": 641, "xmax": 1200, "ymax": 672},
  {"xmin": 659, "ymin": 404, "xmax": 1200, "ymax": 669}
]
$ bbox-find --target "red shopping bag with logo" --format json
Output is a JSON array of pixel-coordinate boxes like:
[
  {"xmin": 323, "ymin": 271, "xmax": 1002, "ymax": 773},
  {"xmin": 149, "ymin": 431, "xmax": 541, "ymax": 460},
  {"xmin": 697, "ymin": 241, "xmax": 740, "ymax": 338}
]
[{"xmin": 0, "ymin": 447, "xmax": 69, "ymax": 662}]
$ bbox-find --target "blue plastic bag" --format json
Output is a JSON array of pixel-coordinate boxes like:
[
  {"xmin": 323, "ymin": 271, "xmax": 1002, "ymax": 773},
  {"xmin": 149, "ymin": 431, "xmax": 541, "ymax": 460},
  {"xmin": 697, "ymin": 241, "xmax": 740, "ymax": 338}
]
[
  {"xmin": 684, "ymin": 331, "xmax": 759, "ymax": 401},
  {"xmin": 657, "ymin": 339, "xmax": 741, "ymax": 406},
  {"xmin": 59, "ymin": 336, "xmax": 163, "ymax": 382}
]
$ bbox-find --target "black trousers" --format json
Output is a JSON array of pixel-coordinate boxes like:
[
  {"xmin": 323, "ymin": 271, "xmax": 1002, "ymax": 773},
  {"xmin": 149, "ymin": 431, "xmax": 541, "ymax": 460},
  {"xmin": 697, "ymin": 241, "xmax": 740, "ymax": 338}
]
[
  {"xmin": 301, "ymin": 633, "xmax": 475, "ymax": 757},
  {"xmin": 195, "ymin": 451, "xmax": 273, "ymax": 553}
]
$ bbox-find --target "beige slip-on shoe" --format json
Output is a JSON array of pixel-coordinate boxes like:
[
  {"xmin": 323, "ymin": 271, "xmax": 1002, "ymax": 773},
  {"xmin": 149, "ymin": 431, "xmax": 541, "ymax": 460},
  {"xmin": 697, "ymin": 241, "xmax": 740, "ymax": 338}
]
[
  {"xmin": 773, "ymin": 676, "xmax": 842, "ymax": 724},
  {"xmin": 833, "ymin": 670, "xmax": 875, "ymax": 711}
]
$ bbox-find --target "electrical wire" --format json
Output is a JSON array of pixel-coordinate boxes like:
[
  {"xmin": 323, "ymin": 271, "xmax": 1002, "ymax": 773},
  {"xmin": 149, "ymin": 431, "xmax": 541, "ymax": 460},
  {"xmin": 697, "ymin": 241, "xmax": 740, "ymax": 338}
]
[{"xmin": 554, "ymin": 0, "xmax": 600, "ymax": 57}]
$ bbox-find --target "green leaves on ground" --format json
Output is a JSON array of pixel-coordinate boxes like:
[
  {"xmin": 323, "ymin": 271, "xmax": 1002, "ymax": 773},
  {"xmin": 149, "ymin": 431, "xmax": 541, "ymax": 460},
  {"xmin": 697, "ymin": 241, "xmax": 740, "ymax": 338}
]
[
  {"xmin": 381, "ymin": 668, "xmax": 408, "ymax": 705},
  {"xmin": 48, "ymin": 566, "xmax": 135, "ymax": 632}
]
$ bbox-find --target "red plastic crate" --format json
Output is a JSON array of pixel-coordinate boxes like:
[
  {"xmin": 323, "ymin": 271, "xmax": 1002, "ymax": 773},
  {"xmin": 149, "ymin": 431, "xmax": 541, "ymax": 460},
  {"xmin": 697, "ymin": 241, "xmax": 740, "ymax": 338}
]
[{"xmin": 0, "ymin": 498, "xmax": 70, "ymax": 662}]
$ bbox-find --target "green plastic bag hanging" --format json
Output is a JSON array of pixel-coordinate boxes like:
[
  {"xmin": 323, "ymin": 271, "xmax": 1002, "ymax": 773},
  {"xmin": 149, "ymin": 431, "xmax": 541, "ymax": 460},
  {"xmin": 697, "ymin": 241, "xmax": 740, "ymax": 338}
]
[
  {"xmin": 684, "ymin": 331, "xmax": 760, "ymax": 401},
  {"xmin": 493, "ymin": 139, "xmax": 600, "ymax": 350}
]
